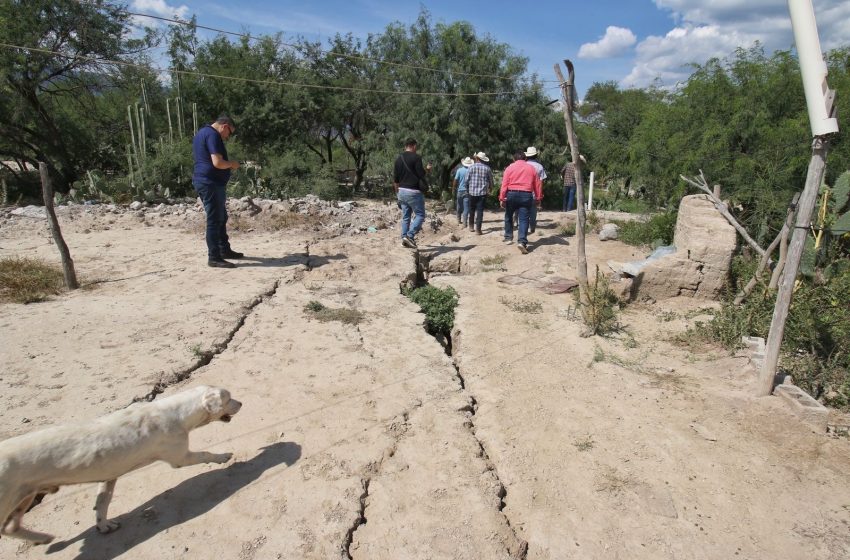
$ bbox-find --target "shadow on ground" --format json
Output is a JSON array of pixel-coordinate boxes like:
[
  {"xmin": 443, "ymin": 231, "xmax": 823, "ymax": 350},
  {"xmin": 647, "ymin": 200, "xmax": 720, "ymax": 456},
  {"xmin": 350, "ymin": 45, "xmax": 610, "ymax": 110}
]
[
  {"xmin": 47, "ymin": 441, "xmax": 301, "ymax": 559},
  {"xmin": 236, "ymin": 253, "xmax": 346, "ymax": 268}
]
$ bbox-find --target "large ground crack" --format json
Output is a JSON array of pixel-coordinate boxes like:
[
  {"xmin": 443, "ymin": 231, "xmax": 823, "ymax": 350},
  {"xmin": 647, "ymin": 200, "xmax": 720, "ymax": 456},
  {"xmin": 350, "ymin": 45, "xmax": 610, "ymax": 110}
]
[
  {"xmin": 344, "ymin": 408, "xmax": 415, "ymax": 559},
  {"xmin": 453, "ymin": 362, "xmax": 529, "ymax": 559},
  {"xmin": 131, "ymin": 278, "xmax": 282, "ymax": 403}
]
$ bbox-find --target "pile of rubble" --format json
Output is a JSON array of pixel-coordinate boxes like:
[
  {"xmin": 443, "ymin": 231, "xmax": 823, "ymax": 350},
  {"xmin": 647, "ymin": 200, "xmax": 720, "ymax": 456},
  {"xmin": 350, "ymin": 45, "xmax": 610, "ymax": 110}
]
[{"xmin": 0, "ymin": 195, "xmax": 403, "ymax": 238}]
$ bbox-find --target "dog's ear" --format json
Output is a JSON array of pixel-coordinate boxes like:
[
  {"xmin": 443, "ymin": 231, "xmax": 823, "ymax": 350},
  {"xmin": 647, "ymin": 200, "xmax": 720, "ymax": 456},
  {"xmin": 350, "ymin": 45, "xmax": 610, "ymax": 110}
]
[{"xmin": 202, "ymin": 388, "xmax": 229, "ymax": 414}]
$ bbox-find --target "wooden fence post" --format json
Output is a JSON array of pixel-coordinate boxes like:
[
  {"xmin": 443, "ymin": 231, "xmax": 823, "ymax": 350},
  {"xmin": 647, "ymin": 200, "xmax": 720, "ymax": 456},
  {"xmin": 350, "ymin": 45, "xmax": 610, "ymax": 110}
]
[
  {"xmin": 39, "ymin": 162, "xmax": 78, "ymax": 290},
  {"xmin": 757, "ymin": 137, "xmax": 829, "ymax": 395},
  {"xmin": 553, "ymin": 60, "xmax": 589, "ymax": 314}
]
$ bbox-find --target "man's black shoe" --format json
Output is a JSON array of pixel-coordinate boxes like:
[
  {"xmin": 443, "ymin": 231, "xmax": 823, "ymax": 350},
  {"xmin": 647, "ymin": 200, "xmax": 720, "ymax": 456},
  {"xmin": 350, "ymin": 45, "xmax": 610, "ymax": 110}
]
[
  {"xmin": 220, "ymin": 249, "xmax": 244, "ymax": 259},
  {"xmin": 208, "ymin": 257, "xmax": 236, "ymax": 269}
]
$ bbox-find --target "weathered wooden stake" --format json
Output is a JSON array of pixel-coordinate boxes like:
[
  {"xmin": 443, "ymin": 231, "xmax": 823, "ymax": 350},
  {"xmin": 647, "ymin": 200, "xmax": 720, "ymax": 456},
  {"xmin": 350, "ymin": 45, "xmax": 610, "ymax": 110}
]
[
  {"xmin": 554, "ymin": 60, "xmax": 589, "ymax": 316},
  {"xmin": 39, "ymin": 163, "xmax": 78, "ymax": 290},
  {"xmin": 758, "ymin": 137, "xmax": 829, "ymax": 395}
]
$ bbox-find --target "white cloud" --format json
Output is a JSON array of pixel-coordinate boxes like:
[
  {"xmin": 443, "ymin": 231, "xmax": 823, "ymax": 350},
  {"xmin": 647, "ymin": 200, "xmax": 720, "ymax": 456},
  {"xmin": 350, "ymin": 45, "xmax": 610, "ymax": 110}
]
[
  {"xmin": 131, "ymin": 0, "xmax": 190, "ymax": 24},
  {"xmin": 624, "ymin": 0, "xmax": 850, "ymax": 89},
  {"xmin": 578, "ymin": 26, "xmax": 637, "ymax": 59}
]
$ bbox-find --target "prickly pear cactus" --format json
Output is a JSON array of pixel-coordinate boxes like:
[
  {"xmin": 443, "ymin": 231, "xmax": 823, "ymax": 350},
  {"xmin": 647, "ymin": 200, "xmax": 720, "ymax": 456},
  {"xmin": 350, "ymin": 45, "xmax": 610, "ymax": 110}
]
[{"xmin": 831, "ymin": 171, "xmax": 850, "ymax": 234}]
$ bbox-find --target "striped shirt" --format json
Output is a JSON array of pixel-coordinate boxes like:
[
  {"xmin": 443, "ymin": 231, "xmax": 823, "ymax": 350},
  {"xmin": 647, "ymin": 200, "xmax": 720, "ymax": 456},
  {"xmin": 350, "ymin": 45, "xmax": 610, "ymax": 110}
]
[{"xmin": 466, "ymin": 162, "xmax": 493, "ymax": 196}]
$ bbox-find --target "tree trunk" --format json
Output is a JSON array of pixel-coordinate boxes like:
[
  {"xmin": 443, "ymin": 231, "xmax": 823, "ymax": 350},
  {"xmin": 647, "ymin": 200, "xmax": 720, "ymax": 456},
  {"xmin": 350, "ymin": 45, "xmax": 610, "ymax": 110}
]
[
  {"xmin": 39, "ymin": 162, "xmax": 78, "ymax": 290},
  {"xmin": 554, "ymin": 61, "xmax": 589, "ymax": 318}
]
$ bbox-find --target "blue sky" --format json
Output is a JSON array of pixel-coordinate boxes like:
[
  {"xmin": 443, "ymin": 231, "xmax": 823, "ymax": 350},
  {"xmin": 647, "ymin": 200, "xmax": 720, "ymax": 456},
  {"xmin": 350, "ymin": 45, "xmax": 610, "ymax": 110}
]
[{"xmin": 131, "ymin": 0, "xmax": 850, "ymax": 97}]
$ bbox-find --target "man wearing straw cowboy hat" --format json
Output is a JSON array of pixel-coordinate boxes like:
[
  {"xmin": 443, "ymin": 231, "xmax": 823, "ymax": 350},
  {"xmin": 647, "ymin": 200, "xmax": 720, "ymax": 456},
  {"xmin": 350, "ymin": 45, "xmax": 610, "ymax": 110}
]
[
  {"xmin": 466, "ymin": 151, "xmax": 493, "ymax": 234},
  {"xmin": 500, "ymin": 150, "xmax": 542, "ymax": 254},
  {"xmin": 524, "ymin": 146, "xmax": 547, "ymax": 233},
  {"xmin": 452, "ymin": 156, "xmax": 474, "ymax": 226}
]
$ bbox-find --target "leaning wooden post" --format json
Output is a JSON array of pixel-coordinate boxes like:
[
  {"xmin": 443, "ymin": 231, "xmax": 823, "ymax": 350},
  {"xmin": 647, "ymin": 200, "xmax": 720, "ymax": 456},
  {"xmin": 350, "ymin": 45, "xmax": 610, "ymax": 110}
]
[
  {"xmin": 758, "ymin": 0, "xmax": 839, "ymax": 396},
  {"xmin": 554, "ymin": 60, "xmax": 589, "ymax": 310},
  {"xmin": 39, "ymin": 163, "xmax": 78, "ymax": 290},
  {"xmin": 758, "ymin": 138, "xmax": 828, "ymax": 394}
]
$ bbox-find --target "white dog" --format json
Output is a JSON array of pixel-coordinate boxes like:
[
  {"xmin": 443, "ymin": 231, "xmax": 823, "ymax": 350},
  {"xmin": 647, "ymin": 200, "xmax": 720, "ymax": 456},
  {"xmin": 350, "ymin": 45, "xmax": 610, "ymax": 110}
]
[{"xmin": 0, "ymin": 385, "xmax": 241, "ymax": 544}]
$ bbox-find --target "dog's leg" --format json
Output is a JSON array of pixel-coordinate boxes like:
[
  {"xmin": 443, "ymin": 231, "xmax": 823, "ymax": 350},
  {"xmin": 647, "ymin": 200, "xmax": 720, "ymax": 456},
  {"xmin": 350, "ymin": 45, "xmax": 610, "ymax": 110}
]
[
  {"xmin": 166, "ymin": 449, "xmax": 233, "ymax": 468},
  {"xmin": 94, "ymin": 479, "xmax": 120, "ymax": 534},
  {"xmin": 1, "ymin": 493, "xmax": 55, "ymax": 545}
]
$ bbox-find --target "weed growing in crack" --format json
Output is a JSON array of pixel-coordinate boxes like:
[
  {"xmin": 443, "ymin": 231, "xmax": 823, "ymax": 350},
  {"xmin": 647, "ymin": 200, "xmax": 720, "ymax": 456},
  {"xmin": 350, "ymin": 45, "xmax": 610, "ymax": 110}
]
[
  {"xmin": 404, "ymin": 284, "xmax": 459, "ymax": 336},
  {"xmin": 304, "ymin": 300, "xmax": 365, "ymax": 325},
  {"xmin": 500, "ymin": 296, "xmax": 543, "ymax": 314}
]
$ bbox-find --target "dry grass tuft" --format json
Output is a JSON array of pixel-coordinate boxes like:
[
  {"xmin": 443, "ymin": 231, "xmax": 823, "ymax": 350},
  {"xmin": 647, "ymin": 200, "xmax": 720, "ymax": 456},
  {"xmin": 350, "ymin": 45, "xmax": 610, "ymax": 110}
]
[
  {"xmin": 304, "ymin": 300, "xmax": 365, "ymax": 325},
  {"xmin": 0, "ymin": 257, "xmax": 65, "ymax": 303}
]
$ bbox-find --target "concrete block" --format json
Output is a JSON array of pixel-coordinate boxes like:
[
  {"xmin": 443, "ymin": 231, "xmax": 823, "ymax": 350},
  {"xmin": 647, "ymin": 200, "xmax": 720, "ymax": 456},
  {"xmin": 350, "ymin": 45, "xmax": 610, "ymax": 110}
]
[
  {"xmin": 773, "ymin": 384, "xmax": 828, "ymax": 433},
  {"xmin": 741, "ymin": 336, "xmax": 765, "ymax": 352}
]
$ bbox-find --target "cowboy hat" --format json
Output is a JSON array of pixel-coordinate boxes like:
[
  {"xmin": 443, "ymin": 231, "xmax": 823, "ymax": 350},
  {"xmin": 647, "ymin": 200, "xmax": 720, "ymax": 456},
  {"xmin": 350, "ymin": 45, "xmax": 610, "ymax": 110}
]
[
  {"xmin": 461, "ymin": 156, "xmax": 474, "ymax": 167},
  {"xmin": 524, "ymin": 146, "xmax": 539, "ymax": 157},
  {"xmin": 474, "ymin": 151, "xmax": 489, "ymax": 163}
]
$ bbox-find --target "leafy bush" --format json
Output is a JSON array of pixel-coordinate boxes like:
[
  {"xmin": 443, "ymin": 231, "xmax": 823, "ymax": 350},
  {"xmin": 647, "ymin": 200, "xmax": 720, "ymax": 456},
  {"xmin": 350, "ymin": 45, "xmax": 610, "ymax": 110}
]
[
  {"xmin": 616, "ymin": 211, "xmax": 677, "ymax": 247},
  {"xmin": 406, "ymin": 285, "xmax": 459, "ymax": 335},
  {"xmin": 0, "ymin": 257, "xmax": 64, "ymax": 303}
]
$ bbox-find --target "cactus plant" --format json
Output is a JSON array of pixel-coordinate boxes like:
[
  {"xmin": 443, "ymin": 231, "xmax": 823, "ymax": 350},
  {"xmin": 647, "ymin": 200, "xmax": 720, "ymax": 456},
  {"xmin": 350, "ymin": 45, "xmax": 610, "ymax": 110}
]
[{"xmin": 802, "ymin": 170, "xmax": 850, "ymax": 279}]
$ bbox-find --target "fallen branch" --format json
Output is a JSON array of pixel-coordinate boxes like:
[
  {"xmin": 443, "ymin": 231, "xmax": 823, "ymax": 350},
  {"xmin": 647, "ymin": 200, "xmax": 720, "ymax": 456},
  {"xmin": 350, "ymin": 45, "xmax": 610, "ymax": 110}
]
[
  {"xmin": 680, "ymin": 171, "xmax": 766, "ymax": 257},
  {"xmin": 733, "ymin": 193, "xmax": 799, "ymax": 305}
]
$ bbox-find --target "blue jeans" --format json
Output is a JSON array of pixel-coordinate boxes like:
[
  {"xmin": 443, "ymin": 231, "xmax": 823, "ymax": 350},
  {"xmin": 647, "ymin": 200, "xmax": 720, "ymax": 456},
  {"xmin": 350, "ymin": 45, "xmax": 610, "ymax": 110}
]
[
  {"xmin": 563, "ymin": 184, "xmax": 577, "ymax": 211},
  {"xmin": 468, "ymin": 195, "xmax": 486, "ymax": 231},
  {"xmin": 194, "ymin": 180, "xmax": 231, "ymax": 259},
  {"xmin": 504, "ymin": 191, "xmax": 534, "ymax": 245},
  {"xmin": 398, "ymin": 189, "xmax": 425, "ymax": 240},
  {"xmin": 529, "ymin": 204, "xmax": 538, "ymax": 232},
  {"xmin": 456, "ymin": 191, "xmax": 469, "ymax": 223}
]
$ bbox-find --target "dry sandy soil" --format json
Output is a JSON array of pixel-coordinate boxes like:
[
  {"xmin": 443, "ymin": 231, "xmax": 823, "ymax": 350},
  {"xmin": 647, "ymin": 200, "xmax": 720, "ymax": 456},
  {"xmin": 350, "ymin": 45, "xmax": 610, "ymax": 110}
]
[{"xmin": 1, "ymin": 200, "xmax": 849, "ymax": 560}]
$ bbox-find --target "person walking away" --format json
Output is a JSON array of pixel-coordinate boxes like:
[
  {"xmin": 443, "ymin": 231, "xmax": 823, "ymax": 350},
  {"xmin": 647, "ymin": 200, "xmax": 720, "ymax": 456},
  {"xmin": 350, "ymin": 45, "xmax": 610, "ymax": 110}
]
[
  {"xmin": 452, "ymin": 156, "xmax": 473, "ymax": 225},
  {"xmin": 500, "ymin": 150, "xmax": 542, "ymax": 254},
  {"xmin": 561, "ymin": 159, "xmax": 577, "ymax": 212},
  {"xmin": 192, "ymin": 115, "xmax": 242, "ymax": 268},
  {"xmin": 466, "ymin": 151, "xmax": 493, "ymax": 234},
  {"xmin": 524, "ymin": 146, "xmax": 547, "ymax": 233},
  {"xmin": 393, "ymin": 138, "xmax": 429, "ymax": 248}
]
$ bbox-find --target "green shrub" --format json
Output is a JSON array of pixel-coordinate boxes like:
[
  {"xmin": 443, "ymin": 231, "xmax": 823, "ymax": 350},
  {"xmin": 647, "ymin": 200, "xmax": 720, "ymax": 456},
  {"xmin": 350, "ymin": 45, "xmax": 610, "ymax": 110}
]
[
  {"xmin": 693, "ymin": 265, "xmax": 850, "ymax": 409},
  {"xmin": 0, "ymin": 257, "xmax": 64, "ymax": 303},
  {"xmin": 406, "ymin": 285, "xmax": 459, "ymax": 335},
  {"xmin": 575, "ymin": 267, "xmax": 619, "ymax": 336},
  {"xmin": 616, "ymin": 211, "xmax": 677, "ymax": 247}
]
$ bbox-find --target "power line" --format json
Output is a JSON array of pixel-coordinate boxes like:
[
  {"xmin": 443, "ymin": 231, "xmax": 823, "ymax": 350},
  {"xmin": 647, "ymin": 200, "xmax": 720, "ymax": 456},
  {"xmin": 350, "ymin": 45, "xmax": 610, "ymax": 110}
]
[
  {"xmin": 126, "ymin": 10, "xmax": 559, "ymax": 84},
  {"xmin": 0, "ymin": 42, "xmax": 522, "ymax": 97}
]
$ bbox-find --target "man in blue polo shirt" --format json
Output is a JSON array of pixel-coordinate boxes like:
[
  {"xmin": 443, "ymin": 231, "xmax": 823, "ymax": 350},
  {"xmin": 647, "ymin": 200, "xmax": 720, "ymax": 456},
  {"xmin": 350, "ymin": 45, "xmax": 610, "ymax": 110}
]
[{"xmin": 192, "ymin": 115, "xmax": 242, "ymax": 268}]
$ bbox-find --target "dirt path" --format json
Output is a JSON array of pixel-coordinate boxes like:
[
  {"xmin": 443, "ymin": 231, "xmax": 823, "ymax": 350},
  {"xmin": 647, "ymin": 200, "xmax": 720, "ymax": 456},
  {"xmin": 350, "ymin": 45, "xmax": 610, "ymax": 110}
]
[{"xmin": 1, "ymin": 203, "xmax": 848, "ymax": 559}]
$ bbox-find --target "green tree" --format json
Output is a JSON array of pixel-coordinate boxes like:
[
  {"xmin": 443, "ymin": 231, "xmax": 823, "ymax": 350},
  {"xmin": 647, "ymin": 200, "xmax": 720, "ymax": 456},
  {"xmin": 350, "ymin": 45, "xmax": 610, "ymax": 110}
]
[{"xmin": 0, "ymin": 0, "xmax": 151, "ymax": 192}]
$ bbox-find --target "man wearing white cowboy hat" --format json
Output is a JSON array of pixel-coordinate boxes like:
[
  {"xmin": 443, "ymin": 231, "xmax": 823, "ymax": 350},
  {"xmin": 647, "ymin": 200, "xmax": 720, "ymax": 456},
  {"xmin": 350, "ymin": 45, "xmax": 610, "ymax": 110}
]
[
  {"xmin": 466, "ymin": 151, "xmax": 493, "ymax": 234},
  {"xmin": 524, "ymin": 146, "xmax": 547, "ymax": 233},
  {"xmin": 452, "ymin": 156, "xmax": 474, "ymax": 226}
]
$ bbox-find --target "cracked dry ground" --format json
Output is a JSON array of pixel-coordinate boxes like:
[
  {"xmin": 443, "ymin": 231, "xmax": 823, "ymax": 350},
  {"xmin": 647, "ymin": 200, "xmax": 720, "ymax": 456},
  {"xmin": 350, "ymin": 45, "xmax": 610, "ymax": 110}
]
[{"xmin": 2, "ymin": 204, "xmax": 850, "ymax": 559}]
